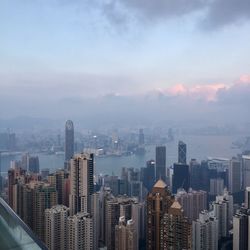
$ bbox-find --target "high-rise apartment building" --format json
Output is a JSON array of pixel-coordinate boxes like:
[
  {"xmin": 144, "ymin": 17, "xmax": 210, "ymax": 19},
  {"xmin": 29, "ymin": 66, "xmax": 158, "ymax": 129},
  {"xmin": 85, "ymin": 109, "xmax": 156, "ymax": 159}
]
[
  {"xmin": 146, "ymin": 179, "xmax": 174, "ymax": 250},
  {"xmin": 115, "ymin": 216, "xmax": 138, "ymax": 250},
  {"xmin": 176, "ymin": 188, "xmax": 207, "ymax": 222},
  {"xmin": 48, "ymin": 169, "xmax": 69, "ymax": 206},
  {"xmin": 192, "ymin": 210, "xmax": 218, "ymax": 250},
  {"xmin": 91, "ymin": 192, "xmax": 100, "ymax": 250},
  {"xmin": 178, "ymin": 140, "xmax": 187, "ymax": 164},
  {"xmin": 67, "ymin": 212, "xmax": 93, "ymax": 250},
  {"xmin": 172, "ymin": 163, "xmax": 190, "ymax": 194},
  {"xmin": 45, "ymin": 205, "xmax": 70, "ymax": 250},
  {"xmin": 160, "ymin": 201, "xmax": 191, "ymax": 250},
  {"xmin": 65, "ymin": 120, "xmax": 74, "ymax": 163},
  {"xmin": 155, "ymin": 146, "xmax": 166, "ymax": 182},
  {"xmin": 105, "ymin": 196, "xmax": 140, "ymax": 250},
  {"xmin": 69, "ymin": 153, "xmax": 94, "ymax": 215},
  {"xmin": 32, "ymin": 182, "xmax": 57, "ymax": 242},
  {"xmin": 213, "ymin": 191, "xmax": 233, "ymax": 239},
  {"xmin": 233, "ymin": 207, "xmax": 250, "ymax": 250}
]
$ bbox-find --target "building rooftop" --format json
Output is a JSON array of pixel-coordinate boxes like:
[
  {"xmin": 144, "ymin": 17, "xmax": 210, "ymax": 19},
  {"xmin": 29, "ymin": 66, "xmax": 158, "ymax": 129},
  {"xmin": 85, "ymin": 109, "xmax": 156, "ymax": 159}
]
[
  {"xmin": 171, "ymin": 201, "xmax": 182, "ymax": 210},
  {"xmin": 153, "ymin": 179, "xmax": 167, "ymax": 189}
]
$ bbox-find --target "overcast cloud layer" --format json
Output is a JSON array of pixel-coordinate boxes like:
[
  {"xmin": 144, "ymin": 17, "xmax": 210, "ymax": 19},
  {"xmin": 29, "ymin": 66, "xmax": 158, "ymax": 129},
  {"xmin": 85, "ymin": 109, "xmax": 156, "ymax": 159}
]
[{"xmin": 0, "ymin": 0, "xmax": 250, "ymax": 128}]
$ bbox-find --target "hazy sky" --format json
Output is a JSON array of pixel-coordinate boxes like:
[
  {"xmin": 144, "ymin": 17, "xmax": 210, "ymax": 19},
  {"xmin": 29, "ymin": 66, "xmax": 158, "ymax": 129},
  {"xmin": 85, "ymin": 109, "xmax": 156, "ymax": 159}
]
[{"xmin": 0, "ymin": 0, "xmax": 250, "ymax": 124}]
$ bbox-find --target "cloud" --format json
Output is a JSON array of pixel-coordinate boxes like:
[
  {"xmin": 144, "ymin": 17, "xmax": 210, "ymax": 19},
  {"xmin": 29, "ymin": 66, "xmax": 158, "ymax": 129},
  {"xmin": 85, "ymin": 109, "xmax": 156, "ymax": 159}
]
[
  {"xmin": 202, "ymin": 0, "xmax": 250, "ymax": 29},
  {"xmin": 155, "ymin": 83, "xmax": 227, "ymax": 101},
  {"xmin": 98, "ymin": 0, "xmax": 250, "ymax": 30}
]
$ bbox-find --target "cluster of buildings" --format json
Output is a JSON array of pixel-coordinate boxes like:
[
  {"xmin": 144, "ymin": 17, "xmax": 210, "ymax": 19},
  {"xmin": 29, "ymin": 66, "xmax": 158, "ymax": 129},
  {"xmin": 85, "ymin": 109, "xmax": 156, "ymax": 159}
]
[{"xmin": 4, "ymin": 120, "xmax": 250, "ymax": 250}]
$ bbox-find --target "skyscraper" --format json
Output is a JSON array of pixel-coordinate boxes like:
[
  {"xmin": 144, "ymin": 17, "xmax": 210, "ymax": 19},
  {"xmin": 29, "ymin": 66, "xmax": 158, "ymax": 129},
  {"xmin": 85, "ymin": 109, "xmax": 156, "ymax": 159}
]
[
  {"xmin": 233, "ymin": 207, "xmax": 250, "ymax": 250},
  {"xmin": 178, "ymin": 141, "xmax": 187, "ymax": 164},
  {"xmin": 48, "ymin": 169, "xmax": 69, "ymax": 206},
  {"xmin": 192, "ymin": 211, "xmax": 218, "ymax": 250},
  {"xmin": 45, "ymin": 205, "xmax": 69, "ymax": 250},
  {"xmin": 155, "ymin": 146, "xmax": 166, "ymax": 182},
  {"xmin": 146, "ymin": 179, "xmax": 174, "ymax": 250},
  {"xmin": 176, "ymin": 188, "xmax": 207, "ymax": 222},
  {"xmin": 160, "ymin": 201, "xmax": 191, "ymax": 250},
  {"xmin": 212, "ymin": 191, "xmax": 233, "ymax": 239},
  {"xmin": 141, "ymin": 160, "xmax": 155, "ymax": 192},
  {"xmin": 245, "ymin": 187, "xmax": 250, "ymax": 209},
  {"xmin": 228, "ymin": 158, "xmax": 241, "ymax": 194},
  {"xmin": 138, "ymin": 128, "xmax": 144, "ymax": 146},
  {"xmin": 105, "ymin": 196, "xmax": 140, "ymax": 250},
  {"xmin": 115, "ymin": 217, "xmax": 138, "ymax": 250},
  {"xmin": 242, "ymin": 155, "xmax": 250, "ymax": 190},
  {"xmin": 65, "ymin": 120, "xmax": 74, "ymax": 163},
  {"xmin": 32, "ymin": 183, "xmax": 58, "ymax": 242},
  {"xmin": 172, "ymin": 163, "xmax": 190, "ymax": 194},
  {"xmin": 28, "ymin": 156, "xmax": 40, "ymax": 173},
  {"xmin": 69, "ymin": 153, "xmax": 94, "ymax": 215},
  {"xmin": 67, "ymin": 212, "xmax": 93, "ymax": 250}
]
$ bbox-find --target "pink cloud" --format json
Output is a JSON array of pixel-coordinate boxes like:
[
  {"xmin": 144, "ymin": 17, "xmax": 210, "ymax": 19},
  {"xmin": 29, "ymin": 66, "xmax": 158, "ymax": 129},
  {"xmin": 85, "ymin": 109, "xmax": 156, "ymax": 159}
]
[
  {"xmin": 163, "ymin": 83, "xmax": 227, "ymax": 101},
  {"xmin": 239, "ymin": 75, "xmax": 250, "ymax": 84}
]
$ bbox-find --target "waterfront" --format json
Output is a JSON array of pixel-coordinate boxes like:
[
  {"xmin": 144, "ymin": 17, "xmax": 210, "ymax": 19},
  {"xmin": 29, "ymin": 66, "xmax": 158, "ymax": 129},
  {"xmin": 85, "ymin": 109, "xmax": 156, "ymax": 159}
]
[{"xmin": 0, "ymin": 134, "xmax": 244, "ymax": 177}]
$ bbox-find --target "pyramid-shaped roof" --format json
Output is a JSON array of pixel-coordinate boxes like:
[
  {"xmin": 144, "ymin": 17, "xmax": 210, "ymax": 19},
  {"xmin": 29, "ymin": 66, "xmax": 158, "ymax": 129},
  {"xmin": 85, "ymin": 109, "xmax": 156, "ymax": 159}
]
[
  {"xmin": 170, "ymin": 201, "xmax": 182, "ymax": 210},
  {"xmin": 153, "ymin": 179, "xmax": 167, "ymax": 189}
]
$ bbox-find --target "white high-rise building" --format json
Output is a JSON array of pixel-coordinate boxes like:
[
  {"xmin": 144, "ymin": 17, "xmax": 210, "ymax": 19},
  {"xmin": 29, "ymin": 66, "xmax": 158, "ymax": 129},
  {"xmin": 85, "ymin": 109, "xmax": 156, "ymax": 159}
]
[
  {"xmin": 69, "ymin": 153, "xmax": 94, "ymax": 215},
  {"xmin": 192, "ymin": 210, "xmax": 218, "ymax": 250},
  {"xmin": 213, "ymin": 190, "xmax": 233, "ymax": 239},
  {"xmin": 45, "ymin": 205, "xmax": 69, "ymax": 250},
  {"xmin": 228, "ymin": 158, "xmax": 241, "ymax": 194},
  {"xmin": 67, "ymin": 212, "xmax": 93, "ymax": 250},
  {"xmin": 242, "ymin": 155, "xmax": 250, "ymax": 190}
]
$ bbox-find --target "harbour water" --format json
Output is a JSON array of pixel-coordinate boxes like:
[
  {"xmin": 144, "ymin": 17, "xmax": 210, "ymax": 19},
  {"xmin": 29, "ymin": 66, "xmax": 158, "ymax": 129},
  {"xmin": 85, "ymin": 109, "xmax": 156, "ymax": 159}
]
[{"xmin": 0, "ymin": 135, "xmax": 245, "ymax": 176}]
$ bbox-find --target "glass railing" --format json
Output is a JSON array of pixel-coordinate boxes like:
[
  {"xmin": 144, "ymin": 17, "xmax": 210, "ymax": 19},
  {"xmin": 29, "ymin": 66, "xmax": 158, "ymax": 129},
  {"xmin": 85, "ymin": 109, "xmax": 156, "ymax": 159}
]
[{"xmin": 0, "ymin": 197, "xmax": 48, "ymax": 250}]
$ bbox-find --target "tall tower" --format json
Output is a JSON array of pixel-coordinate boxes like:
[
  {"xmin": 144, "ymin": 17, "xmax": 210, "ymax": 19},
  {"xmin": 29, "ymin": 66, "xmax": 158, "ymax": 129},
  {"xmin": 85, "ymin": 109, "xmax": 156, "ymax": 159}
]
[
  {"xmin": 67, "ymin": 212, "xmax": 93, "ymax": 250},
  {"xmin": 45, "ymin": 205, "xmax": 69, "ymax": 250},
  {"xmin": 65, "ymin": 120, "xmax": 74, "ymax": 163},
  {"xmin": 242, "ymin": 155, "xmax": 250, "ymax": 189},
  {"xmin": 178, "ymin": 141, "xmax": 187, "ymax": 164},
  {"xmin": 146, "ymin": 179, "xmax": 174, "ymax": 250},
  {"xmin": 172, "ymin": 163, "xmax": 190, "ymax": 194},
  {"xmin": 233, "ymin": 208, "xmax": 250, "ymax": 250},
  {"xmin": 192, "ymin": 211, "xmax": 218, "ymax": 250},
  {"xmin": 155, "ymin": 146, "xmax": 166, "ymax": 182},
  {"xmin": 160, "ymin": 201, "xmax": 191, "ymax": 250},
  {"xmin": 115, "ymin": 217, "xmax": 138, "ymax": 250},
  {"xmin": 245, "ymin": 187, "xmax": 250, "ymax": 209},
  {"xmin": 69, "ymin": 153, "xmax": 94, "ymax": 215},
  {"xmin": 228, "ymin": 158, "xmax": 241, "ymax": 194}
]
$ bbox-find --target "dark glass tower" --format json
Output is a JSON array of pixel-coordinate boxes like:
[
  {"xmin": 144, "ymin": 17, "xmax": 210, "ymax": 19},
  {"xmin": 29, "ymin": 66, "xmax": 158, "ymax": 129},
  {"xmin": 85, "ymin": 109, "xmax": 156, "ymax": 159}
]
[
  {"xmin": 178, "ymin": 141, "xmax": 187, "ymax": 164},
  {"xmin": 65, "ymin": 120, "xmax": 74, "ymax": 162},
  {"xmin": 156, "ymin": 146, "xmax": 166, "ymax": 182},
  {"xmin": 172, "ymin": 163, "xmax": 190, "ymax": 194}
]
